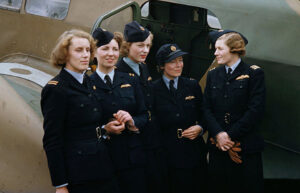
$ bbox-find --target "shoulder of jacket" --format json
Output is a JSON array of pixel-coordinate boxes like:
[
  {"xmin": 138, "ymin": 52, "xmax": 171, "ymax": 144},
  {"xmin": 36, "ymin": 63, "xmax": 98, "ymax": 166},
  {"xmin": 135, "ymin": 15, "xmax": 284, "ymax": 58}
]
[
  {"xmin": 247, "ymin": 64, "xmax": 264, "ymax": 75},
  {"xmin": 45, "ymin": 75, "xmax": 63, "ymax": 87},
  {"xmin": 152, "ymin": 78, "xmax": 162, "ymax": 86},
  {"xmin": 249, "ymin": 64, "xmax": 261, "ymax": 70},
  {"xmin": 209, "ymin": 67, "xmax": 216, "ymax": 72}
]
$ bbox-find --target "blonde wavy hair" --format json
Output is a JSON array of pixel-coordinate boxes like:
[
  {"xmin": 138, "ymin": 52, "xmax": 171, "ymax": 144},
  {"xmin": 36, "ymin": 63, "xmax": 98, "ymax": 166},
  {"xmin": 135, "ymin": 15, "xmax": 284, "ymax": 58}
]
[
  {"xmin": 218, "ymin": 32, "xmax": 246, "ymax": 56},
  {"xmin": 50, "ymin": 29, "xmax": 96, "ymax": 67},
  {"xmin": 120, "ymin": 32, "xmax": 154, "ymax": 57}
]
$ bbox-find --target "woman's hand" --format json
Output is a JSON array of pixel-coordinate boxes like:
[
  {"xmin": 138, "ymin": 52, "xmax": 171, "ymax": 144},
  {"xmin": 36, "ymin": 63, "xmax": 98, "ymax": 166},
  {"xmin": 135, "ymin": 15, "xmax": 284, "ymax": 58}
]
[
  {"xmin": 104, "ymin": 120, "xmax": 125, "ymax": 135},
  {"xmin": 216, "ymin": 132, "xmax": 234, "ymax": 151},
  {"xmin": 56, "ymin": 186, "xmax": 69, "ymax": 193},
  {"xmin": 113, "ymin": 110, "xmax": 138, "ymax": 132},
  {"xmin": 114, "ymin": 110, "xmax": 133, "ymax": 125},
  {"xmin": 182, "ymin": 125, "xmax": 202, "ymax": 140}
]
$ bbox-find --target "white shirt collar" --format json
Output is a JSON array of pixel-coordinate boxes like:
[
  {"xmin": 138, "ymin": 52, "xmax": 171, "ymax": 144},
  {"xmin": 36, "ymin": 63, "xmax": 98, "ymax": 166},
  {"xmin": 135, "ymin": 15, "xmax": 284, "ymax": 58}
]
[
  {"xmin": 162, "ymin": 75, "xmax": 179, "ymax": 90},
  {"xmin": 64, "ymin": 68, "xmax": 85, "ymax": 84},
  {"xmin": 96, "ymin": 68, "xmax": 115, "ymax": 83},
  {"xmin": 225, "ymin": 58, "xmax": 241, "ymax": 74}
]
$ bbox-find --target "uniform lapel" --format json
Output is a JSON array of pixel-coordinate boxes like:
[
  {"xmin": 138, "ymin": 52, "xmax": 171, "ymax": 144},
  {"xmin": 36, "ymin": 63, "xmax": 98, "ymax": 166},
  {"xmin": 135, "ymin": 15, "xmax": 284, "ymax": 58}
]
[
  {"xmin": 176, "ymin": 77, "xmax": 185, "ymax": 100},
  {"xmin": 228, "ymin": 61, "xmax": 246, "ymax": 81},
  {"xmin": 90, "ymin": 72, "xmax": 110, "ymax": 91},
  {"xmin": 217, "ymin": 65, "xmax": 227, "ymax": 82},
  {"xmin": 158, "ymin": 78, "xmax": 177, "ymax": 104},
  {"xmin": 112, "ymin": 71, "xmax": 126, "ymax": 88},
  {"xmin": 60, "ymin": 69, "xmax": 89, "ymax": 93}
]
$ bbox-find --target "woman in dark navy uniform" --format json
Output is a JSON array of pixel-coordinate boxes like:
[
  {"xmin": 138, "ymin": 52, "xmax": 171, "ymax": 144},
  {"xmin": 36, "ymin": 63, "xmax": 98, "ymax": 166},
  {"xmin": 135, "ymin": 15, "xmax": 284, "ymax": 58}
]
[
  {"xmin": 90, "ymin": 28, "xmax": 148, "ymax": 193},
  {"xmin": 204, "ymin": 30, "xmax": 266, "ymax": 193},
  {"xmin": 41, "ymin": 29, "xmax": 119, "ymax": 193},
  {"xmin": 116, "ymin": 21, "xmax": 169, "ymax": 193},
  {"xmin": 153, "ymin": 43, "xmax": 208, "ymax": 193}
]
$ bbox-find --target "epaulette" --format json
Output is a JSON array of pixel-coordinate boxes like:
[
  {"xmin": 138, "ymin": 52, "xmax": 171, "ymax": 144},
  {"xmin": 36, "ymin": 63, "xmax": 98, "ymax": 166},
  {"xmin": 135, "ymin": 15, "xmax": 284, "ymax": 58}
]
[
  {"xmin": 209, "ymin": 67, "xmax": 216, "ymax": 71},
  {"xmin": 47, "ymin": 80, "xmax": 59, "ymax": 85},
  {"xmin": 148, "ymin": 76, "xmax": 152, "ymax": 81},
  {"xmin": 250, "ymin": 65, "xmax": 260, "ymax": 70},
  {"xmin": 129, "ymin": 73, "xmax": 135, "ymax": 77}
]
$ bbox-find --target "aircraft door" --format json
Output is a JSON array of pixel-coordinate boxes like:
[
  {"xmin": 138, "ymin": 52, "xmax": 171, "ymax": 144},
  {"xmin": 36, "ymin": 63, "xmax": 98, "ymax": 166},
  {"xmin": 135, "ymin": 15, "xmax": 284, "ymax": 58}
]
[{"xmin": 91, "ymin": 1, "xmax": 141, "ymax": 36}]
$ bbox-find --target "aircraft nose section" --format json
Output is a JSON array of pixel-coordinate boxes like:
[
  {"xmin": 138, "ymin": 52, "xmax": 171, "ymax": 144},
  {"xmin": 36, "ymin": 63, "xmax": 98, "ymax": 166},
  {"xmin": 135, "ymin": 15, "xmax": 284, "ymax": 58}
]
[{"xmin": 0, "ymin": 63, "xmax": 53, "ymax": 193}]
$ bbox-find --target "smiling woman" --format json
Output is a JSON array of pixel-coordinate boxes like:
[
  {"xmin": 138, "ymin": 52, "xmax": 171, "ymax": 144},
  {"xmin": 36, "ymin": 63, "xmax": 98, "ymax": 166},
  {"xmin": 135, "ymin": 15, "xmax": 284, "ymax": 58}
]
[{"xmin": 41, "ymin": 29, "xmax": 120, "ymax": 193}]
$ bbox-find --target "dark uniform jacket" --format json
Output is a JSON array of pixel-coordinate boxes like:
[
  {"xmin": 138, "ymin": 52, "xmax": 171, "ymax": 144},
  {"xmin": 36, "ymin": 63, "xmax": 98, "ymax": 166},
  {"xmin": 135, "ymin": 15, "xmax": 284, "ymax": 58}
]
[
  {"xmin": 203, "ymin": 60, "xmax": 266, "ymax": 153},
  {"xmin": 90, "ymin": 71, "xmax": 148, "ymax": 169},
  {"xmin": 116, "ymin": 59, "xmax": 163, "ymax": 149},
  {"xmin": 41, "ymin": 69, "xmax": 114, "ymax": 186},
  {"xmin": 153, "ymin": 77, "xmax": 207, "ymax": 168}
]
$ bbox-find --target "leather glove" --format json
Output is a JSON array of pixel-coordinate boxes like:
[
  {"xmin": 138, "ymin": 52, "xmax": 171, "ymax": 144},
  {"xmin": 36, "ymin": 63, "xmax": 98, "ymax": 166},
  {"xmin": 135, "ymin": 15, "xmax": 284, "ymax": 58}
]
[
  {"xmin": 228, "ymin": 142, "xmax": 242, "ymax": 164},
  {"xmin": 209, "ymin": 138, "xmax": 242, "ymax": 164}
]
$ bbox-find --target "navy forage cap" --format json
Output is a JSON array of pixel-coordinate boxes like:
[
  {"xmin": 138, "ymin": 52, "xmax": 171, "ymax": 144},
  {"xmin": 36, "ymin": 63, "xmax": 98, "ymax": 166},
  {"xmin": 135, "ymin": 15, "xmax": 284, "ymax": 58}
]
[
  {"xmin": 92, "ymin": 27, "xmax": 114, "ymax": 47},
  {"xmin": 208, "ymin": 29, "xmax": 248, "ymax": 48},
  {"xmin": 124, "ymin": 21, "xmax": 150, "ymax": 42},
  {"xmin": 155, "ymin": 44, "xmax": 188, "ymax": 66}
]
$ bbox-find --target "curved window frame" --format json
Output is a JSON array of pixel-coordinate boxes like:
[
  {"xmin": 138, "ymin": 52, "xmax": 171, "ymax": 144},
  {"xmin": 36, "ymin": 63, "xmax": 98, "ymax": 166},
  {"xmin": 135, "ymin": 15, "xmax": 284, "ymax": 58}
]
[
  {"xmin": 25, "ymin": 0, "xmax": 70, "ymax": 20},
  {"xmin": 0, "ymin": 0, "xmax": 22, "ymax": 12}
]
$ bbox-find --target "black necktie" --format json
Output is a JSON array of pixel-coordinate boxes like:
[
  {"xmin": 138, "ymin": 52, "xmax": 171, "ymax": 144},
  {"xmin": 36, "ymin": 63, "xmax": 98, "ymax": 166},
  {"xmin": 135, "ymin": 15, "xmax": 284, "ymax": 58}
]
[
  {"xmin": 169, "ymin": 80, "xmax": 176, "ymax": 96},
  {"xmin": 227, "ymin": 68, "xmax": 232, "ymax": 78},
  {"xmin": 104, "ymin": 75, "xmax": 112, "ymax": 88}
]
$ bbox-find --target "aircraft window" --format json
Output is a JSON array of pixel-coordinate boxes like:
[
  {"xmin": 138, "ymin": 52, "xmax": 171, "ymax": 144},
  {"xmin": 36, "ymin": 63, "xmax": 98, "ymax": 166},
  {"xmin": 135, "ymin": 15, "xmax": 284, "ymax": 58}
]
[
  {"xmin": 0, "ymin": 0, "xmax": 22, "ymax": 11},
  {"xmin": 141, "ymin": 1, "xmax": 149, "ymax": 17},
  {"xmin": 25, "ymin": 0, "xmax": 70, "ymax": 20},
  {"xmin": 207, "ymin": 10, "xmax": 221, "ymax": 29}
]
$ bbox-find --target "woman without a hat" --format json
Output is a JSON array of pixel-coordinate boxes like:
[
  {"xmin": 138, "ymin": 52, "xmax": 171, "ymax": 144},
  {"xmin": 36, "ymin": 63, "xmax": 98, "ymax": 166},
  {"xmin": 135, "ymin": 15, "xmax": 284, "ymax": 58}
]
[{"xmin": 41, "ymin": 29, "xmax": 119, "ymax": 193}]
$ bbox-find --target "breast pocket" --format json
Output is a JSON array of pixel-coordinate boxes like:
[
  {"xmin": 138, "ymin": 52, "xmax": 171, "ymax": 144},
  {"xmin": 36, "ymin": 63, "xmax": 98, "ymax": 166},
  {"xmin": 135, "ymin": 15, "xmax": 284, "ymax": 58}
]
[
  {"xmin": 231, "ymin": 80, "xmax": 248, "ymax": 96},
  {"xmin": 119, "ymin": 87, "xmax": 136, "ymax": 106},
  {"xmin": 209, "ymin": 84, "xmax": 222, "ymax": 98},
  {"xmin": 183, "ymin": 96, "xmax": 197, "ymax": 108}
]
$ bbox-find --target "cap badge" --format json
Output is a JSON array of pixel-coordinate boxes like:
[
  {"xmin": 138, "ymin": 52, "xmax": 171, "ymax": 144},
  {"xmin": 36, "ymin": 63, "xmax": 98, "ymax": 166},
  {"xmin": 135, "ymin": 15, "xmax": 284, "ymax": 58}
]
[
  {"xmin": 140, "ymin": 26, "xmax": 145, "ymax": 31},
  {"xmin": 170, "ymin": 46, "xmax": 176, "ymax": 52},
  {"xmin": 103, "ymin": 29, "xmax": 107, "ymax": 31}
]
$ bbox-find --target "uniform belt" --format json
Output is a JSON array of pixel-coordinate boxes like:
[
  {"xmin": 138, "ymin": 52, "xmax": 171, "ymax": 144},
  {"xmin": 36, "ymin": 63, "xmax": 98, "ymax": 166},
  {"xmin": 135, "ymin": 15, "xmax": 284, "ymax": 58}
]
[{"xmin": 177, "ymin": 128, "xmax": 183, "ymax": 138}]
